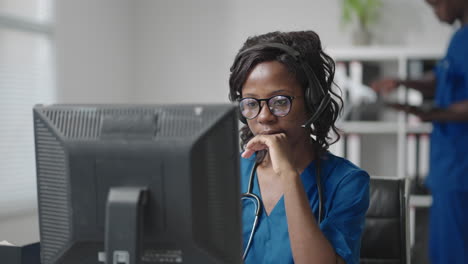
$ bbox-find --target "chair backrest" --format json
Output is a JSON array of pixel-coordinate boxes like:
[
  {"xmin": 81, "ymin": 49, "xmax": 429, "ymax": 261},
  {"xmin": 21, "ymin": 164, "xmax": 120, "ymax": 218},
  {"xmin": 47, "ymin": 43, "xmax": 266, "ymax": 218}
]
[{"xmin": 360, "ymin": 177, "xmax": 408, "ymax": 264}]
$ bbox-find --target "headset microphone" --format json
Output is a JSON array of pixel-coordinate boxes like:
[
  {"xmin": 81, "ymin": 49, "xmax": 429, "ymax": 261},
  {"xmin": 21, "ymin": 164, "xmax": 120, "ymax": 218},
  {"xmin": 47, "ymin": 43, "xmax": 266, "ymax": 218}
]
[{"xmin": 301, "ymin": 93, "xmax": 331, "ymax": 128}]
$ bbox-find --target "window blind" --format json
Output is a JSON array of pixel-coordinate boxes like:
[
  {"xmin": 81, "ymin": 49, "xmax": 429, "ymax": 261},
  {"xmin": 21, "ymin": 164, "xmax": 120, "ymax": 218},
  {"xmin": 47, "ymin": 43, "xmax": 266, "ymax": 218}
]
[{"xmin": 0, "ymin": 0, "xmax": 54, "ymax": 219}]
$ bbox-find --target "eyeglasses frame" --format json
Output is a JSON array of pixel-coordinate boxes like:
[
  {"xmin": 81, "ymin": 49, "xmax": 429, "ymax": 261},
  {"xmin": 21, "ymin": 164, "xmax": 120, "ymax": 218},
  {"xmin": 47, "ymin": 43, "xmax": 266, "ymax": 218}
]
[{"xmin": 238, "ymin": 95, "xmax": 298, "ymax": 120}]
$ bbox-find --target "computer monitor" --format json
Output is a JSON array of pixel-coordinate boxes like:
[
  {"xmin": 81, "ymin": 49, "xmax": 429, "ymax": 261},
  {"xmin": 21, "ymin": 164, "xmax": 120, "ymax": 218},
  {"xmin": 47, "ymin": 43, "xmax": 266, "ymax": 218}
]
[{"xmin": 33, "ymin": 104, "xmax": 242, "ymax": 264}]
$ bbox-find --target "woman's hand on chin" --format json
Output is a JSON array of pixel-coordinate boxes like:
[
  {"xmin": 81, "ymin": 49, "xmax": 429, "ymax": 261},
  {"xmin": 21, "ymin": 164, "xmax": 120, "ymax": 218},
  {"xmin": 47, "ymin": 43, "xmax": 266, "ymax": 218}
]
[{"xmin": 242, "ymin": 133, "xmax": 297, "ymax": 178}]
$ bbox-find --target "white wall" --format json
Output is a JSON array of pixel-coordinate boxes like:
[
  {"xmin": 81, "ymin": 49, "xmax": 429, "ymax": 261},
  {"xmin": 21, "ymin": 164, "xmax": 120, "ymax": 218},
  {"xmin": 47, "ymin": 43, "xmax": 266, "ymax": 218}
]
[
  {"xmin": 0, "ymin": 211, "xmax": 39, "ymax": 245},
  {"xmin": 133, "ymin": 0, "xmax": 231, "ymax": 103},
  {"xmin": 55, "ymin": 0, "xmax": 134, "ymax": 103},
  {"xmin": 132, "ymin": 0, "xmax": 453, "ymax": 103},
  {"xmin": 373, "ymin": 0, "xmax": 454, "ymax": 46},
  {"xmin": 225, "ymin": 0, "xmax": 453, "ymax": 48},
  {"xmin": 54, "ymin": 0, "xmax": 453, "ymax": 104}
]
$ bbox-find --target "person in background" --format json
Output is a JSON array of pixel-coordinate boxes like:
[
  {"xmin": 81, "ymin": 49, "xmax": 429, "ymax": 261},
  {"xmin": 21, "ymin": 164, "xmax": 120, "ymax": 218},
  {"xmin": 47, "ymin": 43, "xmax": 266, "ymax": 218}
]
[
  {"xmin": 372, "ymin": 0, "xmax": 468, "ymax": 263},
  {"xmin": 229, "ymin": 30, "xmax": 369, "ymax": 264}
]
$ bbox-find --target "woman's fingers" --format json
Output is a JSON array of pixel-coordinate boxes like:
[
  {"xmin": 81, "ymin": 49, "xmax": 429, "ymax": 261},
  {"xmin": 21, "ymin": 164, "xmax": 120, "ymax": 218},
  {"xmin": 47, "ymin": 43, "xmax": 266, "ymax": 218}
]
[
  {"xmin": 244, "ymin": 134, "xmax": 280, "ymax": 152},
  {"xmin": 242, "ymin": 133, "xmax": 288, "ymax": 160},
  {"xmin": 241, "ymin": 149, "xmax": 256, "ymax": 158},
  {"xmin": 242, "ymin": 133, "xmax": 296, "ymax": 178},
  {"xmin": 242, "ymin": 136, "xmax": 270, "ymax": 158}
]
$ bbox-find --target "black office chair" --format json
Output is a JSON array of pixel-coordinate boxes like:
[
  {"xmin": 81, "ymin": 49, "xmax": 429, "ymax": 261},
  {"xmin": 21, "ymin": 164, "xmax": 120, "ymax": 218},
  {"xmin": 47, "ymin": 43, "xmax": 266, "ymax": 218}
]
[{"xmin": 360, "ymin": 177, "xmax": 409, "ymax": 264}]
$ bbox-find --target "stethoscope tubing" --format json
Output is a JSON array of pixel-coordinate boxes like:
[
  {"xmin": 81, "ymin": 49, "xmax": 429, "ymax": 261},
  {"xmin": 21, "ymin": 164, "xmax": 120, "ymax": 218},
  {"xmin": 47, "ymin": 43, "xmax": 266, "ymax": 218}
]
[
  {"xmin": 241, "ymin": 163, "xmax": 261, "ymax": 260},
  {"xmin": 241, "ymin": 160, "xmax": 324, "ymax": 260},
  {"xmin": 240, "ymin": 194, "xmax": 259, "ymax": 259}
]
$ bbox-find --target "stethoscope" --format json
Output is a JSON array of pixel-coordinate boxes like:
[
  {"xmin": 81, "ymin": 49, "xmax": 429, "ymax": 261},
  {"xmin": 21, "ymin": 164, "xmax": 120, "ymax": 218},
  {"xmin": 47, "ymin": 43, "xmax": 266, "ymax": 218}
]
[{"xmin": 240, "ymin": 160, "xmax": 324, "ymax": 260}]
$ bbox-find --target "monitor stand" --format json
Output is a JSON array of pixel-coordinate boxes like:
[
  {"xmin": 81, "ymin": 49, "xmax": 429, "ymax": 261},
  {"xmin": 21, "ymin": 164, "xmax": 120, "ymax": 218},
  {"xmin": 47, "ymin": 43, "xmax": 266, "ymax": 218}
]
[{"xmin": 98, "ymin": 187, "xmax": 148, "ymax": 264}]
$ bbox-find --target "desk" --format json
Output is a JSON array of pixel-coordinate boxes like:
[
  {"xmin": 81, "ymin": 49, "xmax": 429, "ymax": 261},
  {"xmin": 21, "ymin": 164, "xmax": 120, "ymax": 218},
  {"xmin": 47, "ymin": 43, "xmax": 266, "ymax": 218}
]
[
  {"xmin": 0, "ymin": 242, "xmax": 40, "ymax": 264},
  {"xmin": 0, "ymin": 210, "xmax": 41, "ymax": 263}
]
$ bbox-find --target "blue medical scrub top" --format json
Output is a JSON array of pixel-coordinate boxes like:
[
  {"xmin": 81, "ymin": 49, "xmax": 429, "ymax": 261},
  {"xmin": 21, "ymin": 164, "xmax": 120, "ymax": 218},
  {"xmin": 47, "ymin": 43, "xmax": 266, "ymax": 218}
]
[
  {"xmin": 427, "ymin": 25, "xmax": 468, "ymax": 191},
  {"xmin": 240, "ymin": 152, "xmax": 369, "ymax": 264}
]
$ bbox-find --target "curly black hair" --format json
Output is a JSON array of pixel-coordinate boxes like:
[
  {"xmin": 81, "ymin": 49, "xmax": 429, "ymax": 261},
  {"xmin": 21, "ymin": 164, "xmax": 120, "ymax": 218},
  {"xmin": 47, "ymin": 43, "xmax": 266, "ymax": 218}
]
[{"xmin": 228, "ymin": 30, "xmax": 343, "ymax": 162}]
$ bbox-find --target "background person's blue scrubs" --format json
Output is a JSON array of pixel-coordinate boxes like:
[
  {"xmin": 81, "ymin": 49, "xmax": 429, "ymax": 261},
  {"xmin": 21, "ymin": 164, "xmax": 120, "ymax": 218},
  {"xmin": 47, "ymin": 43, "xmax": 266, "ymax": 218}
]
[
  {"xmin": 240, "ymin": 152, "xmax": 369, "ymax": 264},
  {"xmin": 427, "ymin": 25, "xmax": 468, "ymax": 264}
]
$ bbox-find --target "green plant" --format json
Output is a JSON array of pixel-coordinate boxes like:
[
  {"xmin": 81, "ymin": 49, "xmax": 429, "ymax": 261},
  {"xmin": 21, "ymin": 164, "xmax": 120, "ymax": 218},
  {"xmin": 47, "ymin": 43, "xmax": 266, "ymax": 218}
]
[{"xmin": 342, "ymin": 0, "xmax": 382, "ymax": 29}]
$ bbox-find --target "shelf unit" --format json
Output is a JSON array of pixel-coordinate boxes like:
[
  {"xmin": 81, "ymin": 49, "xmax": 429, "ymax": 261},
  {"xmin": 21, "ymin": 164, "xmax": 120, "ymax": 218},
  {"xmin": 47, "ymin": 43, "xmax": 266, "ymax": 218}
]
[
  {"xmin": 326, "ymin": 47, "xmax": 443, "ymax": 256},
  {"xmin": 326, "ymin": 46, "xmax": 443, "ymax": 179}
]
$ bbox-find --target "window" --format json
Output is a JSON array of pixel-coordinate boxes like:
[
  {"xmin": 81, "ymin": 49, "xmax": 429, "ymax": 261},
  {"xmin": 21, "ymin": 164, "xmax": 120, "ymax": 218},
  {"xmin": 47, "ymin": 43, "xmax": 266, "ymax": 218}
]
[{"xmin": 0, "ymin": 0, "xmax": 55, "ymax": 219}]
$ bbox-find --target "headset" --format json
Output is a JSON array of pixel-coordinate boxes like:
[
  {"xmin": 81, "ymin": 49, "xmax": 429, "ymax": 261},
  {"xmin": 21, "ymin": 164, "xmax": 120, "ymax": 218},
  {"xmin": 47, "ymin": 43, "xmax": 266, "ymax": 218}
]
[
  {"xmin": 231, "ymin": 42, "xmax": 332, "ymax": 128},
  {"xmin": 234, "ymin": 43, "xmax": 328, "ymax": 260}
]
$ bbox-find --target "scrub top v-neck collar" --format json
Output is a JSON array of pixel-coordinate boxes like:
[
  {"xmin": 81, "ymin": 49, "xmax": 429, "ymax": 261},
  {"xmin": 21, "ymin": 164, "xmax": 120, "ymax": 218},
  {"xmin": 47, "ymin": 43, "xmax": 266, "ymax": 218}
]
[{"xmin": 251, "ymin": 160, "xmax": 319, "ymax": 218}]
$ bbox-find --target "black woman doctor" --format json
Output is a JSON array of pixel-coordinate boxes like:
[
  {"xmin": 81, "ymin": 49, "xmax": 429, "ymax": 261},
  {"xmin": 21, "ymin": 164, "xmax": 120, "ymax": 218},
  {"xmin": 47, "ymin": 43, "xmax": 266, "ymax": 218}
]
[{"xmin": 229, "ymin": 31, "xmax": 370, "ymax": 264}]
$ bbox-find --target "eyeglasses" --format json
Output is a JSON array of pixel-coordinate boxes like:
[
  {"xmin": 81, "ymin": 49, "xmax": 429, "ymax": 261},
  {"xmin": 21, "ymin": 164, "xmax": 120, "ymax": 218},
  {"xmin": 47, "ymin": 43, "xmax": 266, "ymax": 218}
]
[{"xmin": 239, "ymin": 95, "xmax": 296, "ymax": 120}]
